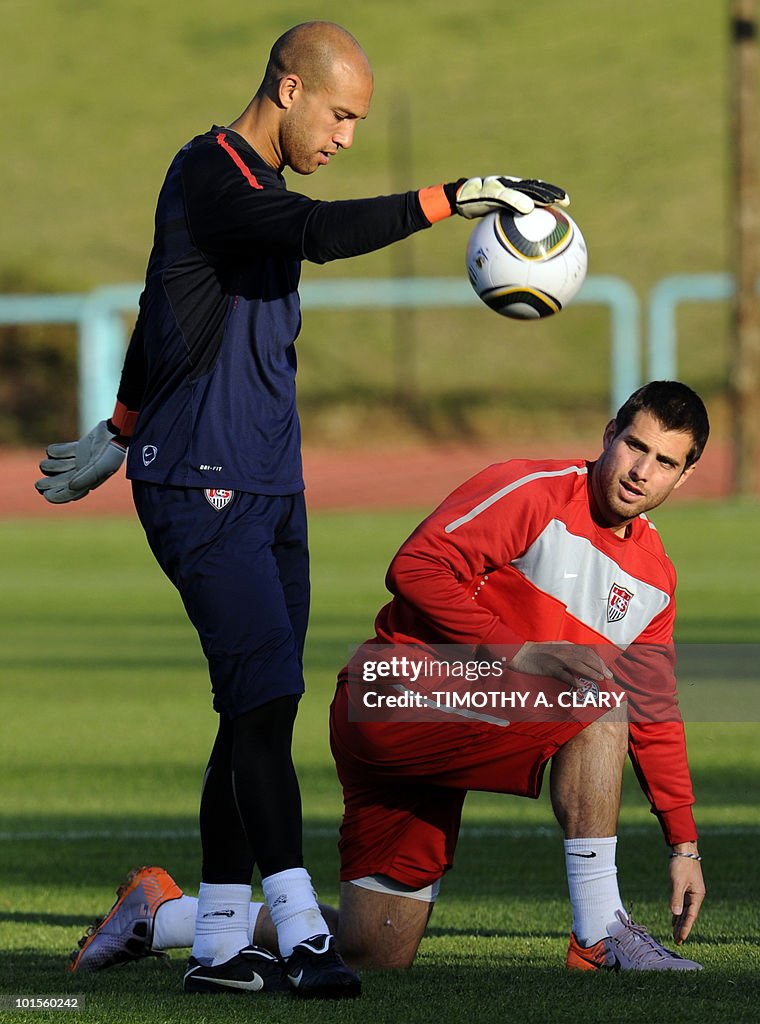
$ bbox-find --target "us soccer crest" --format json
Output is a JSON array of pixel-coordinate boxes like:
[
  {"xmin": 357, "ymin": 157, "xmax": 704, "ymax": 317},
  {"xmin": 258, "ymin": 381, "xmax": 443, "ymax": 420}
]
[
  {"xmin": 573, "ymin": 676, "xmax": 600, "ymax": 701},
  {"xmin": 204, "ymin": 488, "xmax": 235, "ymax": 511},
  {"xmin": 607, "ymin": 583, "xmax": 633, "ymax": 623}
]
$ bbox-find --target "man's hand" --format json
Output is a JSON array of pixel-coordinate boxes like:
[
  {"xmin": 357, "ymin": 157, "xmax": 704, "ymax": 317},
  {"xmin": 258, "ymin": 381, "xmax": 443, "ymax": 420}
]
[
  {"xmin": 35, "ymin": 420, "xmax": 127, "ymax": 504},
  {"xmin": 508, "ymin": 641, "xmax": 613, "ymax": 685},
  {"xmin": 669, "ymin": 843, "xmax": 706, "ymax": 944},
  {"xmin": 452, "ymin": 176, "xmax": 570, "ymax": 220}
]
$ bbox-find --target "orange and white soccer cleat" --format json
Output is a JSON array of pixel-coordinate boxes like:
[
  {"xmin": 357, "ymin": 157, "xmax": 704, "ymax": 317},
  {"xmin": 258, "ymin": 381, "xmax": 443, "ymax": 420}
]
[
  {"xmin": 566, "ymin": 910, "xmax": 702, "ymax": 971},
  {"xmin": 68, "ymin": 865, "xmax": 183, "ymax": 972}
]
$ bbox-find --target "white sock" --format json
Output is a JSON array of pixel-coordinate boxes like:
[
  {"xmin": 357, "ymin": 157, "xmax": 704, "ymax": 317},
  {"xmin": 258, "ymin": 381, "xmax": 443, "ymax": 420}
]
[
  {"xmin": 564, "ymin": 836, "xmax": 625, "ymax": 946},
  {"xmin": 152, "ymin": 894, "xmax": 263, "ymax": 951},
  {"xmin": 152, "ymin": 894, "xmax": 197, "ymax": 950},
  {"xmin": 190, "ymin": 883, "xmax": 253, "ymax": 965},
  {"xmin": 261, "ymin": 868, "xmax": 328, "ymax": 958}
]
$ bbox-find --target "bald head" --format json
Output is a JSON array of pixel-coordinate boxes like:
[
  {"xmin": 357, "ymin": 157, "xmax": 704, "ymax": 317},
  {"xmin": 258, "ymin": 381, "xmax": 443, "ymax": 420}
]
[
  {"xmin": 260, "ymin": 21, "xmax": 372, "ymax": 94},
  {"xmin": 260, "ymin": 21, "xmax": 372, "ymax": 96}
]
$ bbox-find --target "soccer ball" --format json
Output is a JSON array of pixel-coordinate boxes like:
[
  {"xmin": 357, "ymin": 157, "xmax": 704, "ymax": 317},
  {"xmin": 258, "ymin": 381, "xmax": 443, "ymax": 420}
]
[{"xmin": 466, "ymin": 206, "xmax": 588, "ymax": 319}]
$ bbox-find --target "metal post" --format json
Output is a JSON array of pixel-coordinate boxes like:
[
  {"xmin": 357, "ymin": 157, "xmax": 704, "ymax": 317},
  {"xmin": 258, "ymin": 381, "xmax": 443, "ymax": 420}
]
[
  {"xmin": 730, "ymin": 0, "xmax": 760, "ymax": 494},
  {"xmin": 389, "ymin": 92, "xmax": 421, "ymax": 420}
]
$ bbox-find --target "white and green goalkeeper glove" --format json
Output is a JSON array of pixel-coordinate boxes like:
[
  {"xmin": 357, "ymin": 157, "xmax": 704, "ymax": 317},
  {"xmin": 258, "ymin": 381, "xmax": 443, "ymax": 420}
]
[
  {"xmin": 446, "ymin": 176, "xmax": 570, "ymax": 219},
  {"xmin": 35, "ymin": 420, "xmax": 127, "ymax": 503}
]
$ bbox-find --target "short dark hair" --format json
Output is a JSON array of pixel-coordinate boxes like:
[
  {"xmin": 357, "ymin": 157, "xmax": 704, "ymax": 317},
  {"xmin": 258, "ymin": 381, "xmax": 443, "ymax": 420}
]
[{"xmin": 613, "ymin": 380, "xmax": 710, "ymax": 470}]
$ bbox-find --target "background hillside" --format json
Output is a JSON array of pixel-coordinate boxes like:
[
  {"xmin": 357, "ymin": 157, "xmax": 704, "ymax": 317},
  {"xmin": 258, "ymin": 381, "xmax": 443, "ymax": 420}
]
[{"xmin": 1, "ymin": 0, "xmax": 738, "ymax": 443}]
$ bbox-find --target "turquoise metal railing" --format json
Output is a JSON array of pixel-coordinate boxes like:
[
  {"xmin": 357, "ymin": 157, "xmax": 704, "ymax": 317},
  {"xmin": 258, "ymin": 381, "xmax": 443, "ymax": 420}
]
[{"xmin": 1, "ymin": 275, "xmax": 641, "ymax": 432}]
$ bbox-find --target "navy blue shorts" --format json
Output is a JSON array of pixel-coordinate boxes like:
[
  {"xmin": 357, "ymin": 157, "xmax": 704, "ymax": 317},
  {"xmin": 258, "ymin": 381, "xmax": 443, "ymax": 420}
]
[{"xmin": 132, "ymin": 482, "xmax": 309, "ymax": 718}]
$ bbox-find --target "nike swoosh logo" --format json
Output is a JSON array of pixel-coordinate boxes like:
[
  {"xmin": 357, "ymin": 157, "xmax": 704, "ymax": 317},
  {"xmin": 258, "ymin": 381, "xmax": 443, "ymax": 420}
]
[
  {"xmin": 575, "ymin": 951, "xmax": 602, "ymax": 968},
  {"xmin": 563, "ymin": 572, "xmax": 578, "ymax": 579},
  {"xmin": 568, "ymin": 851, "xmax": 596, "ymax": 858},
  {"xmin": 288, "ymin": 970, "xmax": 304, "ymax": 987},
  {"xmin": 185, "ymin": 972, "xmax": 264, "ymax": 992},
  {"xmin": 574, "ymin": 948, "xmax": 611, "ymax": 970}
]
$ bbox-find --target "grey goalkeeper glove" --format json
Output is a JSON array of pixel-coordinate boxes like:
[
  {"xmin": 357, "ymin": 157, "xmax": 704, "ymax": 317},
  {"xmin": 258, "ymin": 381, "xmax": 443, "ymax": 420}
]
[
  {"xmin": 35, "ymin": 420, "xmax": 127, "ymax": 504},
  {"xmin": 446, "ymin": 176, "xmax": 570, "ymax": 219}
]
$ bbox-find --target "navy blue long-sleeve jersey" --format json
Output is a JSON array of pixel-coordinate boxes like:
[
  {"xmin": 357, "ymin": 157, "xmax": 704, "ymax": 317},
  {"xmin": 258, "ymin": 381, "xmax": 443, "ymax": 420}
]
[{"xmin": 114, "ymin": 127, "xmax": 451, "ymax": 494}]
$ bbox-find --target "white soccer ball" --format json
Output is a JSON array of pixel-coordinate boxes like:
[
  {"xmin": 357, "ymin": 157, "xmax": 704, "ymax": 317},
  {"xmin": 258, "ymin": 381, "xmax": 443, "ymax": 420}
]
[{"xmin": 466, "ymin": 206, "xmax": 588, "ymax": 319}]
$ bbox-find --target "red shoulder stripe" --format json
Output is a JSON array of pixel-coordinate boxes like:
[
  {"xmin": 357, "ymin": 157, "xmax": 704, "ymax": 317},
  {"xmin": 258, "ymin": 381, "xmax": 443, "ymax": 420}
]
[{"xmin": 215, "ymin": 132, "xmax": 263, "ymax": 190}]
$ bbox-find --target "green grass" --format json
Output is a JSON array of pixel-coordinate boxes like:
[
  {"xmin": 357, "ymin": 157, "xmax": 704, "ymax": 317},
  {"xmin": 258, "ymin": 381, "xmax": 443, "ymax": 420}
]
[{"xmin": 1, "ymin": 504, "xmax": 758, "ymax": 1023}]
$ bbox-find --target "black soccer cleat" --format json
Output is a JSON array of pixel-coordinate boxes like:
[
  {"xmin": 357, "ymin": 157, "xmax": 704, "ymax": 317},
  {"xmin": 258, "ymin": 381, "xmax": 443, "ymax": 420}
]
[
  {"xmin": 285, "ymin": 933, "xmax": 361, "ymax": 999},
  {"xmin": 183, "ymin": 944, "xmax": 288, "ymax": 995}
]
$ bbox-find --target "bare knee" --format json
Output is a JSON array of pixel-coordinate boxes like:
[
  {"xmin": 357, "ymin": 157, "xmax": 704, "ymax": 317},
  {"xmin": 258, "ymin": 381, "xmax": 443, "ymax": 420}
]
[
  {"xmin": 561, "ymin": 703, "xmax": 628, "ymax": 758},
  {"xmin": 337, "ymin": 881, "xmax": 432, "ymax": 971}
]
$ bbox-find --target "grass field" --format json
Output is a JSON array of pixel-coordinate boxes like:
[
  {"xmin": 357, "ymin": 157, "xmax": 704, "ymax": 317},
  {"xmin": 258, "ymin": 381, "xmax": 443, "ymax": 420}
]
[
  {"xmin": 3, "ymin": 6, "xmax": 757, "ymax": 1018},
  {"xmin": 1, "ymin": 502, "xmax": 758, "ymax": 1023}
]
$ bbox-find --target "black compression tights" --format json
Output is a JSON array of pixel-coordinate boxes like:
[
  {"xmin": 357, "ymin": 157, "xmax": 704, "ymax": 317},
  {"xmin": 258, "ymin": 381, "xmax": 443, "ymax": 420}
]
[{"xmin": 199, "ymin": 695, "xmax": 304, "ymax": 883}]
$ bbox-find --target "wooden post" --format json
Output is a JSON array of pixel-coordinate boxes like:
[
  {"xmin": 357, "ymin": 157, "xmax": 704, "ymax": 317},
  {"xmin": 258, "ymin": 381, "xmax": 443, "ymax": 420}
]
[
  {"xmin": 389, "ymin": 93, "xmax": 421, "ymax": 423},
  {"xmin": 730, "ymin": 0, "xmax": 760, "ymax": 494}
]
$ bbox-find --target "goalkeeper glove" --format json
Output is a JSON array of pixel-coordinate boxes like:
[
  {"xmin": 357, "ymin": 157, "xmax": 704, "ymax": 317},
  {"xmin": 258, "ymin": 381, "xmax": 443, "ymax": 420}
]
[
  {"xmin": 446, "ymin": 176, "xmax": 569, "ymax": 219},
  {"xmin": 35, "ymin": 420, "xmax": 127, "ymax": 504}
]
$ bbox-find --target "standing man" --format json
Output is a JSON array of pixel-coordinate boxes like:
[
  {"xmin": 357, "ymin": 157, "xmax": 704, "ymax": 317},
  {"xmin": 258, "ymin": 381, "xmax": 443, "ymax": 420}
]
[{"xmin": 36, "ymin": 20, "xmax": 569, "ymax": 999}]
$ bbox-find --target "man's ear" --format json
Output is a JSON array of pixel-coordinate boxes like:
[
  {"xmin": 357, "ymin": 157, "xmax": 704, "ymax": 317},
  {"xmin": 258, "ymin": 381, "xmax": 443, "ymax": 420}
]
[
  {"xmin": 673, "ymin": 461, "xmax": 697, "ymax": 492},
  {"xmin": 601, "ymin": 419, "xmax": 618, "ymax": 451},
  {"xmin": 277, "ymin": 74, "xmax": 302, "ymax": 109}
]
